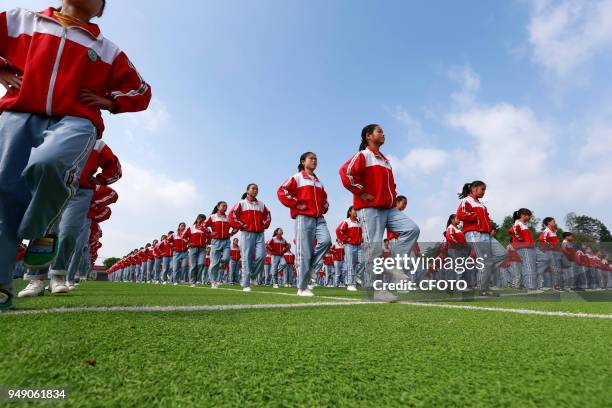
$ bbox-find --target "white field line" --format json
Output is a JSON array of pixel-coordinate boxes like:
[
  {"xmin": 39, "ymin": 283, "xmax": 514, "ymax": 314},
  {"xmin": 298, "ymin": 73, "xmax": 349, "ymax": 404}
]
[
  {"xmin": 1, "ymin": 301, "xmax": 373, "ymax": 316},
  {"xmin": 209, "ymin": 286, "xmax": 359, "ymax": 302},
  {"xmin": 397, "ymin": 301, "xmax": 612, "ymax": 319}
]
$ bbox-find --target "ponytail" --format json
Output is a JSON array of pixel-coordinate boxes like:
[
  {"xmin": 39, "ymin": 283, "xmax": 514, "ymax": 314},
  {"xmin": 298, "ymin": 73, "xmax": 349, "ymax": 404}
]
[
  {"xmin": 211, "ymin": 201, "xmax": 227, "ymax": 215},
  {"xmin": 193, "ymin": 214, "xmax": 206, "ymax": 225},
  {"xmin": 457, "ymin": 180, "xmax": 486, "ymax": 199},
  {"xmin": 514, "ymin": 208, "xmax": 533, "ymax": 221},
  {"xmin": 542, "ymin": 217, "xmax": 554, "ymax": 228},
  {"xmin": 298, "ymin": 152, "xmax": 316, "ymax": 171},
  {"xmin": 359, "ymin": 124, "xmax": 379, "ymax": 151},
  {"xmin": 242, "ymin": 183, "xmax": 258, "ymax": 200},
  {"xmin": 446, "ymin": 214, "xmax": 456, "ymax": 228},
  {"xmin": 346, "ymin": 206, "xmax": 354, "ymax": 218}
]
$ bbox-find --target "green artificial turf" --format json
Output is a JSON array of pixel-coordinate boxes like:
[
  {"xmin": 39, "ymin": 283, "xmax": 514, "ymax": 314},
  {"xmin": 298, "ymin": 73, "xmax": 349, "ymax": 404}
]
[{"xmin": 1, "ymin": 281, "xmax": 611, "ymax": 407}]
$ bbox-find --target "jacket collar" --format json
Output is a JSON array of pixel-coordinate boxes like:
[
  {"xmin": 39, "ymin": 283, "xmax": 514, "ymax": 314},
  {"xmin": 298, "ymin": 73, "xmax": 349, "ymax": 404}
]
[{"xmin": 38, "ymin": 7, "xmax": 102, "ymax": 39}]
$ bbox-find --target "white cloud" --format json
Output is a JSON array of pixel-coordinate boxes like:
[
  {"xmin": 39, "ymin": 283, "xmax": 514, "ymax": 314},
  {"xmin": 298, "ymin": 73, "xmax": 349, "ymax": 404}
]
[
  {"xmin": 389, "ymin": 148, "xmax": 451, "ymax": 177},
  {"xmin": 579, "ymin": 122, "xmax": 612, "ymax": 160},
  {"xmin": 418, "ymin": 215, "xmax": 448, "ymax": 242},
  {"xmin": 126, "ymin": 98, "xmax": 169, "ymax": 133},
  {"xmin": 446, "ymin": 64, "xmax": 481, "ymax": 107},
  {"xmin": 98, "ymin": 162, "xmax": 202, "ymax": 259},
  {"xmin": 528, "ymin": 0, "xmax": 612, "ymax": 77}
]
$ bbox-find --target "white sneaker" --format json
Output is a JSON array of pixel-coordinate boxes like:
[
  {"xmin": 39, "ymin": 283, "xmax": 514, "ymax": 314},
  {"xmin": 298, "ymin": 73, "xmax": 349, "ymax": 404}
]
[
  {"xmin": 74, "ymin": 282, "xmax": 80, "ymax": 287},
  {"xmin": 67, "ymin": 281, "xmax": 76, "ymax": 291},
  {"xmin": 50, "ymin": 275, "xmax": 69, "ymax": 294},
  {"xmin": 243, "ymin": 286, "xmax": 252, "ymax": 292},
  {"xmin": 189, "ymin": 284, "xmax": 196, "ymax": 288},
  {"xmin": 527, "ymin": 289, "xmax": 544, "ymax": 294},
  {"xmin": 307, "ymin": 284, "xmax": 315, "ymax": 290},
  {"xmin": 173, "ymin": 283, "xmax": 178, "ymax": 286},
  {"xmin": 297, "ymin": 289, "xmax": 314, "ymax": 297},
  {"xmin": 346, "ymin": 285, "xmax": 357, "ymax": 292},
  {"xmin": 17, "ymin": 280, "xmax": 45, "ymax": 298},
  {"xmin": 273, "ymin": 284, "xmax": 279, "ymax": 289},
  {"xmin": 373, "ymin": 290, "xmax": 399, "ymax": 303},
  {"xmin": 211, "ymin": 283, "xmax": 219, "ymax": 289}
]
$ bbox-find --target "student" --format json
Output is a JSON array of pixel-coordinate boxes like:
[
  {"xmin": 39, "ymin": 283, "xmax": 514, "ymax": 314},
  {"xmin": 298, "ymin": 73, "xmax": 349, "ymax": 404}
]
[
  {"xmin": 323, "ymin": 248, "xmax": 335, "ymax": 286},
  {"xmin": 278, "ymin": 152, "xmax": 332, "ymax": 296},
  {"xmin": 151, "ymin": 239, "xmax": 161, "ymax": 283},
  {"xmin": 230, "ymin": 184, "xmax": 271, "ymax": 291},
  {"xmin": 336, "ymin": 207, "xmax": 363, "ymax": 292},
  {"xmin": 499, "ymin": 245, "xmax": 522, "ymax": 289},
  {"xmin": 537, "ymin": 217, "xmax": 562, "ymax": 290},
  {"xmin": 560, "ymin": 232, "xmax": 577, "ymax": 290},
  {"xmin": 182, "ymin": 214, "xmax": 208, "ymax": 287},
  {"xmin": 444, "ymin": 213, "xmax": 467, "ymax": 282},
  {"xmin": 456, "ymin": 181, "xmax": 506, "ymax": 296},
  {"xmin": 332, "ymin": 240, "xmax": 346, "ymax": 287},
  {"xmin": 229, "ymin": 238, "xmax": 241, "ymax": 285},
  {"xmin": 168, "ymin": 224, "xmax": 189, "ymax": 285},
  {"xmin": 507, "ymin": 208, "xmax": 538, "ymax": 291},
  {"xmin": 266, "ymin": 228, "xmax": 290, "ymax": 289},
  {"xmin": 202, "ymin": 247, "xmax": 211, "ymax": 284},
  {"xmin": 263, "ymin": 252, "xmax": 272, "ymax": 286},
  {"xmin": 0, "ymin": 1, "xmax": 151, "ymax": 309},
  {"xmin": 205, "ymin": 202, "xmax": 236, "ymax": 289},
  {"xmin": 283, "ymin": 249, "xmax": 296, "ymax": 287},
  {"xmin": 340, "ymin": 125, "xmax": 420, "ymax": 302}
]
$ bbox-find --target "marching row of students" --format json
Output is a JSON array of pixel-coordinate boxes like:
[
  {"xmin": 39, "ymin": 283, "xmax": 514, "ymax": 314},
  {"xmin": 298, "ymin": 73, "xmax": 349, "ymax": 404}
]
[{"xmin": 0, "ymin": 1, "xmax": 152, "ymax": 310}]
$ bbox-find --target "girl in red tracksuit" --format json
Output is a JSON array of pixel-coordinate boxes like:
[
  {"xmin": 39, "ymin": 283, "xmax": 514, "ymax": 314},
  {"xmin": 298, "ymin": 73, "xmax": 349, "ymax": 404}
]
[
  {"xmin": 443, "ymin": 214, "xmax": 467, "ymax": 283},
  {"xmin": 339, "ymin": 125, "xmax": 420, "ymax": 302},
  {"xmin": 229, "ymin": 183, "xmax": 271, "ymax": 291},
  {"xmin": 206, "ymin": 202, "xmax": 237, "ymax": 288},
  {"xmin": 508, "ymin": 208, "xmax": 537, "ymax": 290},
  {"xmin": 537, "ymin": 217, "xmax": 562, "ymax": 290},
  {"xmin": 336, "ymin": 206, "xmax": 363, "ymax": 292},
  {"xmin": 229, "ymin": 238, "xmax": 241, "ymax": 285},
  {"xmin": 266, "ymin": 228, "xmax": 290, "ymax": 288},
  {"xmin": 168, "ymin": 224, "xmax": 188, "ymax": 284},
  {"xmin": 277, "ymin": 152, "xmax": 332, "ymax": 296},
  {"xmin": 184, "ymin": 214, "xmax": 210, "ymax": 287},
  {"xmin": 456, "ymin": 181, "xmax": 506, "ymax": 296},
  {"xmin": 0, "ymin": 2, "xmax": 151, "ymax": 308}
]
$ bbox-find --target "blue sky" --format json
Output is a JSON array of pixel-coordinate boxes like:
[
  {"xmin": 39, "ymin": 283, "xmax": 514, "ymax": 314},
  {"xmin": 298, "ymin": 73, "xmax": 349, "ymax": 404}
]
[{"xmin": 5, "ymin": 0, "xmax": 612, "ymax": 261}]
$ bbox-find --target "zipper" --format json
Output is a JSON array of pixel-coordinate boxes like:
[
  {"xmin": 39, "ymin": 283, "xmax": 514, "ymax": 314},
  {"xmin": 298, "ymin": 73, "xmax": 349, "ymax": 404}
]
[
  {"xmin": 46, "ymin": 28, "xmax": 68, "ymax": 116},
  {"xmin": 313, "ymin": 183, "xmax": 319, "ymax": 216},
  {"xmin": 385, "ymin": 164, "xmax": 393, "ymax": 208}
]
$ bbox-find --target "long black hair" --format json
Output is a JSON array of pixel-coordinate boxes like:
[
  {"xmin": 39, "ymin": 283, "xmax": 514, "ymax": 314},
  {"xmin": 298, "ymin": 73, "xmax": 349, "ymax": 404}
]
[
  {"xmin": 446, "ymin": 214, "xmax": 457, "ymax": 227},
  {"xmin": 513, "ymin": 208, "xmax": 532, "ymax": 221},
  {"xmin": 273, "ymin": 228, "xmax": 283, "ymax": 236},
  {"xmin": 193, "ymin": 214, "xmax": 206, "ymax": 225},
  {"xmin": 241, "ymin": 183, "xmax": 258, "ymax": 200},
  {"xmin": 298, "ymin": 152, "xmax": 316, "ymax": 171},
  {"xmin": 458, "ymin": 180, "xmax": 486, "ymax": 199},
  {"xmin": 212, "ymin": 201, "xmax": 227, "ymax": 214},
  {"xmin": 542, "ymin": 217, "xmax": 554, "ymax": 228},
  {"xmin": 359, "ymin": 124, "xmax": 379, "ymax": 151},
  {"xmin": 346, "ymin": 206, "xmax": 355, "ymax": 218}
]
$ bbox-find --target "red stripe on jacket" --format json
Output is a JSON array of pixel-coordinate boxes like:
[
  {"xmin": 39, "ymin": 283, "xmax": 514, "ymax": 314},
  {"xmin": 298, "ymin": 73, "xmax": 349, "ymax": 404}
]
[
  {"xmin": 80, "ymin": 140, "xmax": 122, "ymax": 188},
  {"xmin": 456, "ymin": 194, "xmax": 493, "ymax": 234},
  {"xmin": 205, "ymin": 214, "xmax": 233, "ymax": 240},
  {"xmin": 336, "ymin": 217, "xmax": 363, "ymax": 245}
]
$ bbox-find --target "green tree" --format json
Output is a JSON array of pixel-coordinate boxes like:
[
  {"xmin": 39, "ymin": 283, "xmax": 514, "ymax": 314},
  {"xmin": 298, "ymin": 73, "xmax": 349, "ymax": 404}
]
[
  {"xmin": 103, "ymin": 257, "xmax": 120, "ymax": 269},
  {"xmin": 599, "ymin": 224, "xmax": 612, "ymax": 242}
]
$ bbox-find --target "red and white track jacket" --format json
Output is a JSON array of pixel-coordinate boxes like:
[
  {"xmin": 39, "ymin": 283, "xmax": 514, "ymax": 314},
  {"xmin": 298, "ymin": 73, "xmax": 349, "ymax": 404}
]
[
  {"xmin": 183, "ymin": 224, "xmax": 210, "ymax": 248},
  {"xmin": 168, "ymin": 231, "xmax": 188, "ymax": 253},
  {"xmin": 456, "ymin": 194, "xmax": 493, "ymax": 234},
  {"xmin": 264, "ymin": 254, "xmax": 271, "ymax": 265},
  {"xmin": 205, "ymin": 213, "xmax": 234, "ymax": 240},
  {"xmin": 0, "ymin": 8, "xmax": 151, "ymax": 135},
  {"xmin": 538, "ymin": 226, "xmax": 560, "ymax": 251},
  {"xmin": 229, "ymin": 198, "xmax": 271, "ymax": 233},
  {"xmin": 284, "ymin": 251, "xmax": 295, "ymax": 265},
  {"xmin": 508, "ymin": 221, "xmax": 534, "ymax": 249},
  {"xmin": 339, "ymin": 147, "xmax": 397, "ymax": 210},
  {"xmin": 230, "ymin": 246, "xmax": 241, "ymax": 261},
  {"xmin": 91, "ymin": 205, "xmax": 111, "ymax": 223},
  {"xmin": 158, "ymin": 239, "xmax": 172, "ymax": 258},
  {"xmin": 332, "ymin": 244, "xmax": 345, "ymax": 262},
  {"xmin": 79, "ymin": 140, "xmax": 121, "ymax": 188},
  {"xmin": 336, "ymin": 217, "xmax": 363, "ymax": 245},
  {"xmin": 386, "ymin": 229, "xmax": 399, "ymax": 240},
  {"xmin": 445, "ymin": 224, "xmax": 466, "ymax": 247},
  {"xmin": 323, "ymin": 250, "xmax": 334, "ymax": 266},
  {"xmin": 277, "ymin": 170, "xmax": 329, "ymax": 219},
  {"xmin": 153, "ymin": 242, "xmax": 163, "ymax": 259},
  {"xmin": 267, "ymin": 237, "xmax": 290, "ymax": 256},
  {"xmin": 88, "ymin": 183, "xmax": 118, "ymax": 211}
]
